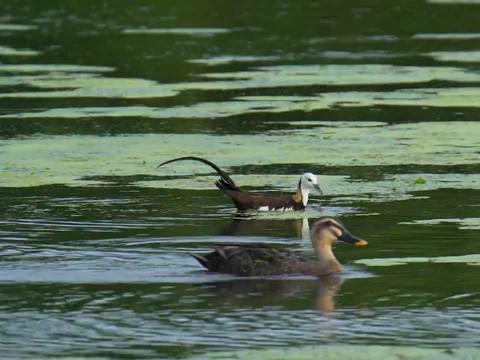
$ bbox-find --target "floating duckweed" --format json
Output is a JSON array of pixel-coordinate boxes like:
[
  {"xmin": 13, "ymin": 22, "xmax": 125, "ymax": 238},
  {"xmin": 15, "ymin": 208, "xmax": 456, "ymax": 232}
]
[
  {"xmin": 400, "ymin": 218, "xmax": 480, "ymax": 230},
  {"xmin": 1, "ymin": 124, "xmax": 480, "ymax": 189},
  {"xmin": 355, "ymin": 254, "xmax": 480, "ymax": 267},
  {"xmin": 0, "ymin": 46, "xmax": 39, "ymax": 57},
  {"xmin": 415, "ymin": 177, "xmax": 427, "ymax": 185},
  {"xmin": 0, "ymin": 24, "xmax": 37, "ymax": 31},
  {"xmin": 122, "ymin": 28, "xmax": 232, "ymax": 36},
  {"xmin": 3, "ymin": 86, "xmax": 480, "ymax": 114},
  {"xmin": 193, "ymin": 345, "xmax": 480, "ymax": 360}
]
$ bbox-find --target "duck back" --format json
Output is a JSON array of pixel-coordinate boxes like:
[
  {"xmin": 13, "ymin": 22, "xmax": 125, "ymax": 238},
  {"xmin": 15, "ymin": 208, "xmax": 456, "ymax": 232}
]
[{"xmin": 192, "ymin": 245, "xmax": 324, "ymax": 276}]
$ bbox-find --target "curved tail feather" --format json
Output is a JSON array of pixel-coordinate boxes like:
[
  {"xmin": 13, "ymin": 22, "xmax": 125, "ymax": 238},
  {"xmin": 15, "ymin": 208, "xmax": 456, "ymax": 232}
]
[
  {"xmin": 191, "ymin": 253, "xmax": 208, "ymax": 269},
  {"xmin": 191, "ymin": 251, "xmax": 222, "ymax": 271},
  {"xmin": 156, "ymin": 156, "xmax": 240, "ymax": 191}
]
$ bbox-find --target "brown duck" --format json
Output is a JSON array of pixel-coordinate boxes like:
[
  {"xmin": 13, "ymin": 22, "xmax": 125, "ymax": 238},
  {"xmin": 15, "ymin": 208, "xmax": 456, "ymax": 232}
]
[
  {"xmin": 191, "ymin": 218, "xmax": 367, "ymax": 277},
  {"xmin": 157, "ymin": 156, "xmax": 322, "ymax": 211}
]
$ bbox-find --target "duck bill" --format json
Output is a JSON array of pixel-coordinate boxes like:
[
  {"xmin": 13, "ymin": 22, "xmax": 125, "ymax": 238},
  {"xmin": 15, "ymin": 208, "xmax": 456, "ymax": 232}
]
[
  {"xmin": 339, "ymin": 231, "xmax": 368, "ymax": 247},
  {"xmin": 313, "ymin": 184, "xmax": 323, "ymax": 195}
]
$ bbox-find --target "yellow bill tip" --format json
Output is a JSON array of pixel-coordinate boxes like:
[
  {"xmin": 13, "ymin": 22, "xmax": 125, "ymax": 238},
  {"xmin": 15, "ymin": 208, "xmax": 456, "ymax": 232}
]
[{"xmin": 355, "ymin": 239, "xmax": 368, "ymax": 247}]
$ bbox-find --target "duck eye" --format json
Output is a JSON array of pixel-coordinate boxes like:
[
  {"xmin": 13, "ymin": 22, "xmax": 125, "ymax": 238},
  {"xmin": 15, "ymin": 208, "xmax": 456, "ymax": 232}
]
[{"xmin": 308, "ymin": 179, "xmax": 312, "ymax": 182}]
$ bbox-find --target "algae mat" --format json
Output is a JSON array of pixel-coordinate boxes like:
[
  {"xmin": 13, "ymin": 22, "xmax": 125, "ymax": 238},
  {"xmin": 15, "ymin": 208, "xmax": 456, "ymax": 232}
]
[{"xmin": 194, "ymin": 345, "xmax": 480, "ymax": 360}]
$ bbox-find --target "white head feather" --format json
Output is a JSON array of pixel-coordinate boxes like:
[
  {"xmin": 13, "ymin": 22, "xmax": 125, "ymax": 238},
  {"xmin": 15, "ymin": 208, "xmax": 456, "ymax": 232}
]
[{"xmin": 298, "ymin": 172, "xmax": 322, "ymax": 206}]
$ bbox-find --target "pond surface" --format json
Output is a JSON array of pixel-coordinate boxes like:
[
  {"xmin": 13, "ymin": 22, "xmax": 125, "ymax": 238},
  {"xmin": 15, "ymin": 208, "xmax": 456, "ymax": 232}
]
[{"xmin": 1, "ymin": 0, "xmax": 480, "ymax": 359}]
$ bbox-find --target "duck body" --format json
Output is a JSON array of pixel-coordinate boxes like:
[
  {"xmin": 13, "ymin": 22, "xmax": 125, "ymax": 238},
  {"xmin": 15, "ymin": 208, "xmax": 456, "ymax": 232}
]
[
  {"xmin": 157, "ymin": 156, "xmax": 322, "ymax": 211},
  {"xmin": 192, "ymin": 218, "xmax": 367, "ymax": 277},
  {"xmin": 192, "ymin": 244, "xmax": 336, "ymax": 277},
  {"xmin": 218, "ymin": 188, "xmax": 304, "ymax": 211}
]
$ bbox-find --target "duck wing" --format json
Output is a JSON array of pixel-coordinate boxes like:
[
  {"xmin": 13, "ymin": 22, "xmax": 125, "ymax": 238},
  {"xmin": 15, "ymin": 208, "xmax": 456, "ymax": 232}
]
[
  {"xmin": 191, "ymin": 244, "xmax": 315, "ymax": 276},
  {"xmin": 220, "ymin": 191, "xmax": 302, "ymax": 211}
]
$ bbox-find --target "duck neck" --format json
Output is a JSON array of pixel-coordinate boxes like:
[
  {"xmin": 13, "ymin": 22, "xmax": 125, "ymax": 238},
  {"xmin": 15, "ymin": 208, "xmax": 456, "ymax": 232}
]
[
  {"xmin": 300, "ymin": 187, "xmax": 309, "ymax": 206},
  {"xmin": 312, "ymin": 244, "xmax": 342, "ymax": 274},
  {"xmin": 293, "ymin": 181, "xmax": 309, "ymax": 207}
]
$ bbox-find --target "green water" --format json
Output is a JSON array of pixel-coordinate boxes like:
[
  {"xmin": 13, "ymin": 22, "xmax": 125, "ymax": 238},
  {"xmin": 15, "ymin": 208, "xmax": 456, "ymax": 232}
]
[{"xmin": 1, "ymin": 0, "xmax": 480, "ymax": 358}]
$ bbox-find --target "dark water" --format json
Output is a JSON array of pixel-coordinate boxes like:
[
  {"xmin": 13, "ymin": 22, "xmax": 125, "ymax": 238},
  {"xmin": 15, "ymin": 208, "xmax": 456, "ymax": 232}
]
[{"xmin": 1, "ymin": 0, "xmax": 480, "ymax": 358}]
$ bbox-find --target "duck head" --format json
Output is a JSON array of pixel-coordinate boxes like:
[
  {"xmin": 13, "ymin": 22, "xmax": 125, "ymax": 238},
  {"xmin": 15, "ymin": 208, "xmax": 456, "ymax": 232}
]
[
  {"xmin": 297, "ymin": 173, "xmax": 322, "ymax": 206},
  {"xmin": 311, "ymin": 218, "xmax": 367, "ymax": 248},
  {"xmin": 310, "ymin": 218, "xmax": 367, "ymax": 272}
]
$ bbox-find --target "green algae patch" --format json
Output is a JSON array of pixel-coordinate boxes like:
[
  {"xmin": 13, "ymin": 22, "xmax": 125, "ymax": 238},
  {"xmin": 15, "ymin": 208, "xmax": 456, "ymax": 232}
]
[
  {"xmin": 429, "ymin": 51, "xmax": 480, "ymax": 63},
  {"xmin": 355, "ymin": 254, "xmax": 480, "ymax": 267},
  {"xmin": 414, "ymin": 33, "xmax": 480, "ymax": 40},
  {"xmin": 193, "ymin": 345, "xmax": 480, "ymax": 360},
  {"xmin": 400, "ymin": 218, "xmax": 480, "ymax": 230},
  {"xmin": 0, "ymin": 24, "xmax": 37, "ymax": 31},
  {"xmin": 189, "ymin": 55, "xmax": 281, "ymax": 66},
  {"xmin": 415, "ymin": 177, "xmax": 426, "ymax": 185},
  {"xmin": 140, "ymin": 173, "xmax": 480, "ymax": 199},
  {"xmin": 0, "ymin": 64, "xmax": 113, "ymax": 73},
  {"xmin": 0, "ymin": 76, "xmax": 179, "ymax": 99},
  {"xmin": 200, "ymin": 64, "xmax": 480, "ymax": 86},
  {"xmin": 1, "ymin": 121, "xmax": 480, "ymax": 189},
  {"xmin": 122, "ymin": 28, "xmax": 232, "ymax": 36},
  {"xmin": 4, "ymin": 87, "xmax": 480, "ymax": 116},
  {"xmin": 4, "ymin": 62, "xmax": 480, "ymax": 105},
  {"xmin": 427, "ymin": 0, "xmax": 480, "ymax": 3},
  {"xmin": 0, "ymin": 46, "xmax": 39, "ymax": 57}
]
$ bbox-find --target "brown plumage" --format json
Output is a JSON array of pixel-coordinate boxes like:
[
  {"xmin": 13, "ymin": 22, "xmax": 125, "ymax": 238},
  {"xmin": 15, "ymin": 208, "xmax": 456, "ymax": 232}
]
[
  {"xmin": 156, "ymin": 156, "xmax": 322, "ymax": 211},
  {"xmin": 191, "ymin": 218, "xmax": 368, "ymax": 277}
]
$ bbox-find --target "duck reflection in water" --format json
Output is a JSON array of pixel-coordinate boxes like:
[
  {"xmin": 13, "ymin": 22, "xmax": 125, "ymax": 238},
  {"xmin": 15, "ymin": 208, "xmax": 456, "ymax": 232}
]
[
  {"xmin": 223, "ymin": 215, "xmax": 322, "ymax": 244},
  {"xmin": 202, "ymin": 275, "xmax": 344, "ymax": 313},
  {"xmin": 222, "ymin": 215, "xmax": 308, "ymax": 239}
]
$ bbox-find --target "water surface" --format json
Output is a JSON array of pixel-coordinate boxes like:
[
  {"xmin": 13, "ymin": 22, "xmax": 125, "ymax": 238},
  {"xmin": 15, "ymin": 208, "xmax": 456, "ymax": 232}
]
[{"xmin": 1, "ymin": 0, "xmax": 480, "ymax": 359}]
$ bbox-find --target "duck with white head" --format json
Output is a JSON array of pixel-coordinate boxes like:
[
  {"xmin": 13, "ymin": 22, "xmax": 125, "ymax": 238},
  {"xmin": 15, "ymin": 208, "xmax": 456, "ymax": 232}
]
[{"xmin": 157, "ymin": 156, "xmax": 323, "ymax": 211}]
